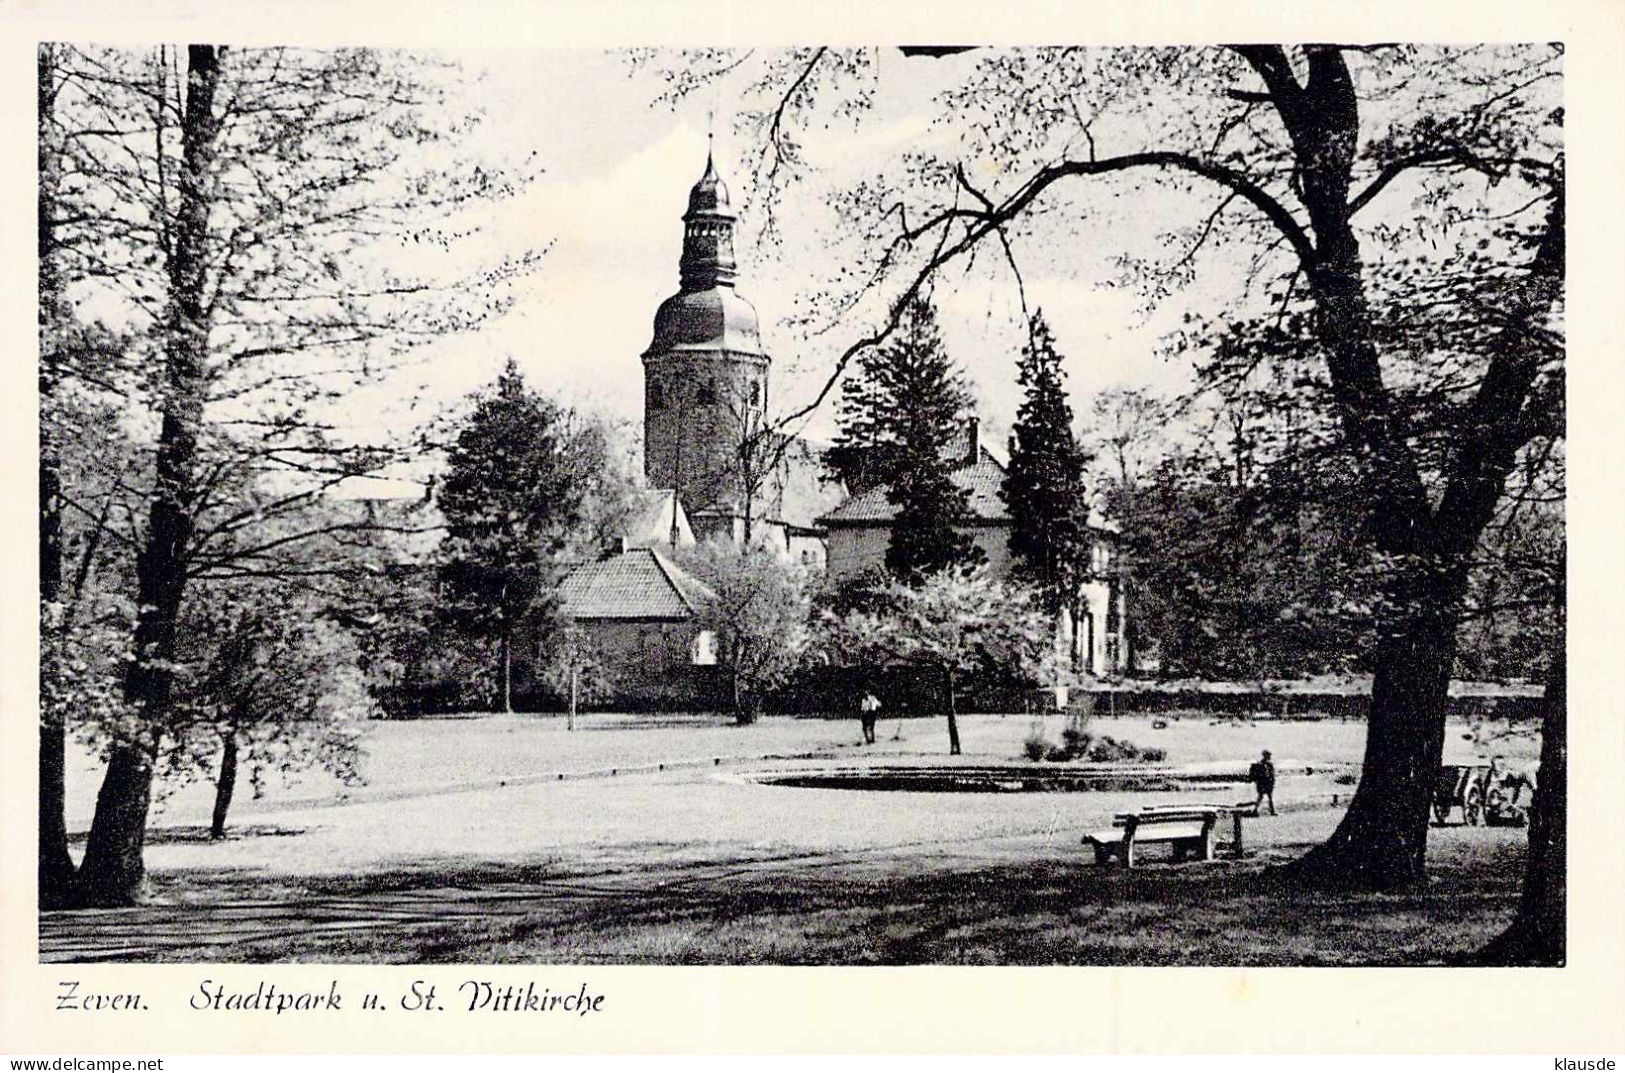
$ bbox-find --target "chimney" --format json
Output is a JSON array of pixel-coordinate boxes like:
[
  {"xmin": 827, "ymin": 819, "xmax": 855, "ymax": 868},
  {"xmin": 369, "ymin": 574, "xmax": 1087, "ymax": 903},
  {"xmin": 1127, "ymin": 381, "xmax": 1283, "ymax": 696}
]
[{"xmin": 965, "ymin": 416, "xmax": 980, "ymax": 465}]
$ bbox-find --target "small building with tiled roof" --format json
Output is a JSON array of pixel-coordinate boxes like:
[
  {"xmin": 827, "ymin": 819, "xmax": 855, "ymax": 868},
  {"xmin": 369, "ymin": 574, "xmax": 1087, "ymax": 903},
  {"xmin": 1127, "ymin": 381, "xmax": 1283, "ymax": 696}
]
[
  {"xmin": 554, "ymin": 546, "xmax": 722, "ymax": 707},
  {"xmin": 818, "ymin": 418, "xmax": 1024, "ymax": 578},
  {"xmin": 818, "ymin": 418, "xmax": 1127, "ymax": 675}
]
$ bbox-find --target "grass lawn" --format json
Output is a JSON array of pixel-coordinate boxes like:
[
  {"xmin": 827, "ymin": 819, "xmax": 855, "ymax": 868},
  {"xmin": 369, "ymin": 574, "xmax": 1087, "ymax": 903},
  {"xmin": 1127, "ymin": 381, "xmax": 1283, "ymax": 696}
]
[{"xmin": 47, "ymin": 711, "xmax": 1537, "ymax": 965}]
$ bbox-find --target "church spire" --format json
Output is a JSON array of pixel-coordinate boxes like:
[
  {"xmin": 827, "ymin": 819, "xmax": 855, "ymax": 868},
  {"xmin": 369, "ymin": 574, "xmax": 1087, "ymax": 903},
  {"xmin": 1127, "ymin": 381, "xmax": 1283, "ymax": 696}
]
[
  {"xmin": 642, "ymin": 143, "xmax": 770, "ymax": 517},
  {"xmin": 679, "ymin": 146, "xmax": 737, "ymax": 290}
]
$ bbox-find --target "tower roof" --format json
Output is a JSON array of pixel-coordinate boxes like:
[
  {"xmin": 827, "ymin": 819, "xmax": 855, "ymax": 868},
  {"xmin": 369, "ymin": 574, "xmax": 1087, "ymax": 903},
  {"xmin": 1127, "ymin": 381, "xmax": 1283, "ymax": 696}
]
[
  {"xmin": 645, "ymin": 286, "xmax": 766, "ymax": 357},
  {"xmin": 684, "ymin": 150, "xmax": 735, "ymax": 219},
  {"xmin": 648, "ymin": 148, "xmax": 766, "ymax": 355}
]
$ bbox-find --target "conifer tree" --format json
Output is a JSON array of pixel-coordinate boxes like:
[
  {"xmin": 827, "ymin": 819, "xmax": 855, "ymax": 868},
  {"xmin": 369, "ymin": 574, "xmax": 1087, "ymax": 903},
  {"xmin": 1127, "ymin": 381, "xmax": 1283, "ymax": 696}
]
[
  {"xmin": 828, "ymin": 297, "xmax": 980, "ymax": 582},
  {"xmin": 438, "ymin": 361, "xmax": 588, "ymax": 712},
  {"xmin": 1003, "ymin": 312, "xmax": 1091, "ymax": 616}
]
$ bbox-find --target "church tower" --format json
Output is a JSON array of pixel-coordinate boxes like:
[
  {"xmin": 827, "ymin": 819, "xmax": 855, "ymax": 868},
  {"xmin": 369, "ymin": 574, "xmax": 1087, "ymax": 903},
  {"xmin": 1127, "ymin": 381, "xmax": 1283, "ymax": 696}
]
[{"xmin": 642, "ymin": 149, "xmax": 770, "ymax": 524}]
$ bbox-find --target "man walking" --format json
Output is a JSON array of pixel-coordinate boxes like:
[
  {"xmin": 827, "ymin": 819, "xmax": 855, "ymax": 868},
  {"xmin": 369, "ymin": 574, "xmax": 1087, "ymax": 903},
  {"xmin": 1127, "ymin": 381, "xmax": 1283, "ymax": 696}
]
[
  {"xmin": 859, "ymin": 691, "xmax": 881, "ymax": 745},
  {"xmin": 1249, "ymin": 749, "xmax": 1277, "ymax": 816}
]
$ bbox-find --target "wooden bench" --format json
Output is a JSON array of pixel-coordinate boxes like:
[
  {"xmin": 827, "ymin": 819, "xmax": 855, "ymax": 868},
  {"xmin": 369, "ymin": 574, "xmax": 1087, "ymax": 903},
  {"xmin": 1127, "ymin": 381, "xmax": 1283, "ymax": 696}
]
[{"xmin": 1082, "ymin": 802, "xmax": 1258, "ymax": 868}]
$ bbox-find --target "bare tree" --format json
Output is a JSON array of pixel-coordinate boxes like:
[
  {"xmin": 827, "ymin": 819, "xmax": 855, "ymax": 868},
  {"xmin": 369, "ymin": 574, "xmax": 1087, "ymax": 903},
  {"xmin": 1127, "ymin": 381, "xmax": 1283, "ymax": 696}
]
[
  {"xmin": 55, "ymin": 44, "xmax": 537, "ymax": 905},
  {"xmin": 645, "ymin": 44, "xmax": 1564, "ymax": 890}
]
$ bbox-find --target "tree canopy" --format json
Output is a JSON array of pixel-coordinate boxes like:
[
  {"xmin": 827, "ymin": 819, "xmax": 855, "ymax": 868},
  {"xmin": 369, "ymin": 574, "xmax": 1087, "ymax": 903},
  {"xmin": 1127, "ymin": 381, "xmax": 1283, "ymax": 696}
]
[
  {"xmin": 438, "ymin": 360, "xmax": 600, "ymax": 711},
  {"xmin": 826, "ymin": 296, "xmax": 982, "ymax": 581},
  {"xmin": 643, "ymin": 44, "xmax": 1565, "ymax": 893},
  {"xmin": 1004, "ymin": 311, "xmax": 1091, "ymax": 617}
]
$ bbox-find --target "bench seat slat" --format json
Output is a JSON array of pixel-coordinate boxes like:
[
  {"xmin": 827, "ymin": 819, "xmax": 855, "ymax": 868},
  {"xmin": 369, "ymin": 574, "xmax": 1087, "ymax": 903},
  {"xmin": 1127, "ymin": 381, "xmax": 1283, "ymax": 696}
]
[
  {"xmin": 1089, "ymin": 821, "xmax": 1208, "ymax": 844},
  {"xmin": 1113, "ymin": 811, "xmax": 1219, "ymax": 827}
]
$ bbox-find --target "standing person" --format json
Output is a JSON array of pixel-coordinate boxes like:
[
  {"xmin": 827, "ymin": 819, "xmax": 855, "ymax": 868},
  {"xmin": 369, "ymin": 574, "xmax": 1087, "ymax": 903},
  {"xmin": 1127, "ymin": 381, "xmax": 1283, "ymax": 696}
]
[
  {"xmin": 1249, "ymin": 749, "xmax": 1277, "ymax": 816},
  {"xmin": 859, "ymin": 691, "xmax": 881, "ymax": 745}
]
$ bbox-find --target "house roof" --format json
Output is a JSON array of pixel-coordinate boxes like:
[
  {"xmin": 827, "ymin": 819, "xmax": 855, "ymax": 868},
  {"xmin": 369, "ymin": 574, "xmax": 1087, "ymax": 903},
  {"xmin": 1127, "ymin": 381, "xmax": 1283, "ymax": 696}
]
[
  {"xmin": 559, "ymin": 547, "xmax": 715, "ymax": 621},
  {"xmin": 817, "ymin": 451, "xmax": 1120, "ymax": 537},
  {"xmin": 820, "ymin": 458, "xmax": 1010, "ymax": 526},
  {"xmin": 943, "ymin": 423, "xmax": 1008, "ymax": 468}
]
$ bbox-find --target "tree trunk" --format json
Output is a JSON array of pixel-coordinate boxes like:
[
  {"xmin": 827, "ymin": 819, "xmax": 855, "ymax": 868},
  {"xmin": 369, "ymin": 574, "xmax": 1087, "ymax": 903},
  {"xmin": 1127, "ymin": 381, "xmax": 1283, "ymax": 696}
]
[
  {"xmin": 1222, "ymin": 48, "xmax": 1442, "ymax": 890},
  {"xmin": 37, "ymin": 41, "xmax": 78, "ymax": 909},
  {"xmin": 1471, "ymin": 623, "xmax": 1565, "ymax": 965},
  {"xmin": 38, "ymin": 438, "xmax": 75, "ymax": 905},
  {"xmin": 500, "ymin": 631, "xmax": 513, "ymax": 713},
  {"xmin": 76, "ymin": 45, "xmax": 224, "ymax": 908},
  {"xmin": 945, "ymin": 667, "xmax": 961, "ymax": 755},
  {"xmin": 210, "ymin": 732, "xmax": 238, "ymax": 840},
  {"xmin": 731, "ymin": 670, "xmax": 753, "ymax": 725},
  {"xmin": 1285, "ymin": 595, "xmax": 1459, "ymax": 888},
  {"xmin": 77, "ymin": 748, "xmax": 159, "ymax": 905},
  {"xmin": 1250, "ymin": 49, "xmax": 1563, "ymax": 891},
  {"xmin": 38, "ymin": 707, "xmax": 74, "ymax": 907},
  {"xmin": 568, "ymin": 664, "xmax": 577, "ymax": 731}
]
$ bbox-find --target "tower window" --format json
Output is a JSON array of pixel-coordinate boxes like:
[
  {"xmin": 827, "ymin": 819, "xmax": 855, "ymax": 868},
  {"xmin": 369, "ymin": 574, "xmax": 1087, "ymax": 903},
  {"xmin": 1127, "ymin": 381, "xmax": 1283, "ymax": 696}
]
[
  {"xmin": 749, "ymin": 380, "xmax": 761, "ymax": 407},
  {"xmin": 650, "ymin": 381, "xmax": 665, "ymax": 409},
  {"xmin": 696, "ymin": 381, "xmax": 716, "ymax": 405}
]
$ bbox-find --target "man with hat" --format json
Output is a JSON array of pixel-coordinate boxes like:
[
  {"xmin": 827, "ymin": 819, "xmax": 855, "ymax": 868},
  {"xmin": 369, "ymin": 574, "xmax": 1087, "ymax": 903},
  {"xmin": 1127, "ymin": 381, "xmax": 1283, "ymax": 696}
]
[{"xmin": 1249, "ymin": 749, "xmax": 1278, "ymax": 816}]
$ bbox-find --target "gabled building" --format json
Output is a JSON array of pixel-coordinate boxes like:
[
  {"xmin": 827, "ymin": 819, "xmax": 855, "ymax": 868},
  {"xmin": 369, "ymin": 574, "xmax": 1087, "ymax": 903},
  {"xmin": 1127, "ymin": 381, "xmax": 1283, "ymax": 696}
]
[
  {"xmin": 818, "ymin": 418, "xmax": 1127, "ymax": 676},
  {"xmin": 558, "ymin": 546, "xmax": 719, "ymax": 700}
]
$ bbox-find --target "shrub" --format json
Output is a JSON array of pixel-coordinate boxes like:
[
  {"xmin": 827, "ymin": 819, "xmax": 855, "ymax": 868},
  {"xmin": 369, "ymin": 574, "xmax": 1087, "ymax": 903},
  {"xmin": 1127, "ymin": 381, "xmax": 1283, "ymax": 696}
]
[
  {"xmin": 1081, "ymin": 734, "xmax": 1166, "ymax": 763},
  {"xmin": 1083, "ymin": 735, "xmax": 1128, "ymax": 761},
  {"xmin": 1022, "ymin": 723, "xmax": 1051, "ymax": 761},
  {"xmin": 1024, "ymin": 726, "xmax": 1167, "ymax": 764}
]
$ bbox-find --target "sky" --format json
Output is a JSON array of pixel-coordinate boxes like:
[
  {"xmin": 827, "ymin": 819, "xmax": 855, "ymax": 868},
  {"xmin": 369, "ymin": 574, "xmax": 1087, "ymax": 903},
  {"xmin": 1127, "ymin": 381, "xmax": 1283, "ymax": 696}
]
[{"xmin": 355, "ymin": 47, "xmax": 1210, "ymax": 461}]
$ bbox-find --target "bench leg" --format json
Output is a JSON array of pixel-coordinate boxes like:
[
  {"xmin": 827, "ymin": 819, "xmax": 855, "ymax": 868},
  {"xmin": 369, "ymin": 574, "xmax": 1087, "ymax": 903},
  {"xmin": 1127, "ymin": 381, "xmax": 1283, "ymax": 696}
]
[
  {"xmin": 1122, "ymin": 834, "xmax": 1136, "ymax": 869},
  {"xmin": 1232, "ymin": 812, "xmax": 1245, "ymax": 858},
  {"xmin": 1199, "ymin": 817, "xmax": 1216, "ymax": 862}
]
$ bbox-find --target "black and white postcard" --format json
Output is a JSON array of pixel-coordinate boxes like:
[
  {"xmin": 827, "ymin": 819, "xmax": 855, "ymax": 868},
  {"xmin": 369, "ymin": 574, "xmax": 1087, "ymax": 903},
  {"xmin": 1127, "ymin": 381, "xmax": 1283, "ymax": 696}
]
[{"xmin": 3, "ymin": 0, "xmax": 1623, "ymax": 1057}]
